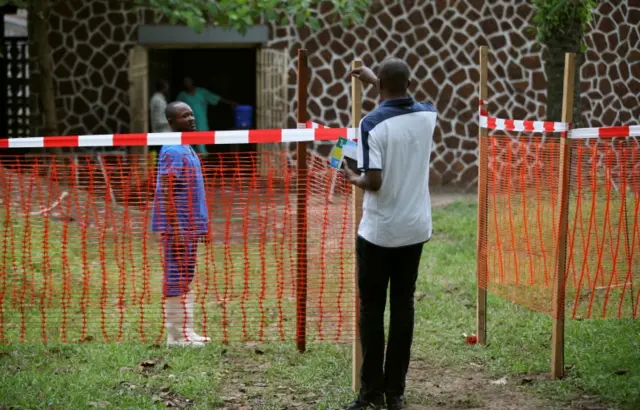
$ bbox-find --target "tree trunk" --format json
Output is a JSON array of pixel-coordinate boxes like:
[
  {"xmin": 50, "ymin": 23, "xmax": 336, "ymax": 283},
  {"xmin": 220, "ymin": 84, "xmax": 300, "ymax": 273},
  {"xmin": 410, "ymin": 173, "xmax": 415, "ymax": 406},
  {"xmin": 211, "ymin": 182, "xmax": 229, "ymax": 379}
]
[
  {"xmin": 543, "ymin": 48, "xmax": 583, "ymax": 126},
  {"xmin": 542, "ymin": 7, "xmax": 585, "ymax": 127},
  {"xmin": 28, "ymin": 0, "xmax": 61, "ymax": 149}
]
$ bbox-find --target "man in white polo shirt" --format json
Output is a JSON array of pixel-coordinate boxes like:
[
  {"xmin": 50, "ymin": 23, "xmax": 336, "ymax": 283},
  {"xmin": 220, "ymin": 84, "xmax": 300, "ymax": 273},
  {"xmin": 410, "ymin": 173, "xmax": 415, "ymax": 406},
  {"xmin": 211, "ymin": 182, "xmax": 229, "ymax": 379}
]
[{"xmin": 341, "ymin": 58, "xmax": 437, "ymax": 410}]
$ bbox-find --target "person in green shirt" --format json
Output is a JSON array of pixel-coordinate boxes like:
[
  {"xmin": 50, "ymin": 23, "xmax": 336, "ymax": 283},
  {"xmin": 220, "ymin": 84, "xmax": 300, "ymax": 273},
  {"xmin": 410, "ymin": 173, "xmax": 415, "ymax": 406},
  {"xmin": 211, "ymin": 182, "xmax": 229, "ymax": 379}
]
[{"xmin": 176, "ymin": 76, "xmax": 238, "ymax": 155}]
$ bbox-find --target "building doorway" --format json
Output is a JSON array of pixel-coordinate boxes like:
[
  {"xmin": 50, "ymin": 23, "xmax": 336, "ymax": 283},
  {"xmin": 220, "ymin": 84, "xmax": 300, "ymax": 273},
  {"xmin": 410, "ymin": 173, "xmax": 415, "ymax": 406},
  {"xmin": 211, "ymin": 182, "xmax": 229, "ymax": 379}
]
[
  {"xmin": 149, "ymin": 47, "xmax": 257, "ymax": 154},
  {"xmin": 147, "ymin": 47, "xmax": 259, "ymax": 177},
  {"xmin": 129, "ymin": 39, "xmax": 288, "ymax": 181},
  {"xmin": 169, "ymin": 48, "xmax": 256, "ymax": 133}
]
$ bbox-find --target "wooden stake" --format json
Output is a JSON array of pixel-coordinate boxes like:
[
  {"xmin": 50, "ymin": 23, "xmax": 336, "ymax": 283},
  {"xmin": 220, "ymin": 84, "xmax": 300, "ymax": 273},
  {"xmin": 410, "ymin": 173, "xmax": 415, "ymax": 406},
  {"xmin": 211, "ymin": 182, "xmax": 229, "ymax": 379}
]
[
  {"xmin": 256, "ymin": 49, "xmax": 264, "ymax": 175},
  {"xmin": 295, "ymin": 49, "xmax": 309, "ymax": 353},
  {"xmin": 351, "ymin": 60, "xmax": 364, "ymax": 392},
  {"xmin": 551, "ymin": 52, "xmax": 576, "ymax": 380},
  {"xmin": 476, "ymin": 46, "xmax": 489, "ymax": 345}
]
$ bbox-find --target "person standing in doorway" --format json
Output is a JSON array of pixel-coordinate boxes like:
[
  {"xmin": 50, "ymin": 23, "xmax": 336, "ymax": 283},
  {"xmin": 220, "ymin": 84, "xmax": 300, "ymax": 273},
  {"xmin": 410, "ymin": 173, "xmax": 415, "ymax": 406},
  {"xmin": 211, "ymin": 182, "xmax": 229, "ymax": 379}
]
[
  {"xmin": 177, "ymin": 76, "xmax": 238, "ymax": 155},
  {"xmin": 150, "ymin": 80, "xmax": 172, "ymax": 133},
  {"xmin": 341, "ymin": 58, "xmax": 438, "ymax": 410},
  {"xmin": 152, "ymin": 101, "xmax": 211, "ymax": 347}
]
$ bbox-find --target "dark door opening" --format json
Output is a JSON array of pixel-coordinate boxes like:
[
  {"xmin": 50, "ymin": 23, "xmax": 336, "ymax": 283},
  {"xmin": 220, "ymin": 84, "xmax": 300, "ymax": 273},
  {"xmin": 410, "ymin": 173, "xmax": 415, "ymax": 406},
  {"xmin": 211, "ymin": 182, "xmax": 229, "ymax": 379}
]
[{"xmin": 149, "ymin": 47, "xmax": 258, "ymax": 176}]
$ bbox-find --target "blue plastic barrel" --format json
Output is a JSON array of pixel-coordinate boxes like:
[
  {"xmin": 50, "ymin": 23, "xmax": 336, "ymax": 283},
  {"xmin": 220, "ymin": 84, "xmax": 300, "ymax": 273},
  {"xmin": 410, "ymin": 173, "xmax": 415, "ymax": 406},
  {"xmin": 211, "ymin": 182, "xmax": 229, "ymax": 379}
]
[{"xmin": 234, "ymin": 105, "xmax": 254, "ymax": 129}]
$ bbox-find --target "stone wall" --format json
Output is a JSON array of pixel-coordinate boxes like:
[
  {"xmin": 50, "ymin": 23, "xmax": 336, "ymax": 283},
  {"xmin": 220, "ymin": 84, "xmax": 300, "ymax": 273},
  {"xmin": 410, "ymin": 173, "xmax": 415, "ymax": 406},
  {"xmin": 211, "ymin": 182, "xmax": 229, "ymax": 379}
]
[
  {"xmin": 268, "ymin": 0, "xmax": 639, "ymax": 187},
  {"xmin": 45, "ymin": 1, "xmax": 158, "ymax": 136},
  {"xmin": 42, "ymin": 0, "xmax": 639, "ymax": 188}
]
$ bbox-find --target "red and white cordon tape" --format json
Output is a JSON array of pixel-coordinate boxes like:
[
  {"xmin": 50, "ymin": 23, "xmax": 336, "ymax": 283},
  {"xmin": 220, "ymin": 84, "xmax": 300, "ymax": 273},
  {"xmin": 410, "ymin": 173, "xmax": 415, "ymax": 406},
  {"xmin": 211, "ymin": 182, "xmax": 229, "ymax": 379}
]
[
  {"xmin": 299, "ymin": 121, "xmax": 326, "ymax": 129},
  {"xmin": 480, "ymin": 113, "xmax": 640, "ymax": 139},
  {"xmin": 300, "ymin": 120, "xmax": 357, "ymax": 141},
  {"xmin": 3, "ymin": 115, "xmax": 635, "ymax": 149},
  {"xmin": 478, "ymin": 100, "xmax": 639, "ymax": 139},
  {"xmin": 479, "ymin": 114, "xmax": 569, "ymax": 133},
  {"xmin": 569, "ymin": 125, "xmax": 640, "ymax": 139},
  {"xmin": 0, "ymin": 127, "xmax": 359, "ymax": 149}
]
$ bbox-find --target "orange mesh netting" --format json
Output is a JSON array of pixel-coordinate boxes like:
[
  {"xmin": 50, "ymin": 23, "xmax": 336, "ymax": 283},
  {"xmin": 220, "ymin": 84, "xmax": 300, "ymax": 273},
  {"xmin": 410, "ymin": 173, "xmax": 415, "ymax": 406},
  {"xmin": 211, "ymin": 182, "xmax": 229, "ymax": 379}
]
[
  {"xmin": 480, "ymin": 134, "xmax": 640, "ymax": 319},
  {"xmin": 0, "ymin": 148, "xmax": 356, "ymax": 343}
]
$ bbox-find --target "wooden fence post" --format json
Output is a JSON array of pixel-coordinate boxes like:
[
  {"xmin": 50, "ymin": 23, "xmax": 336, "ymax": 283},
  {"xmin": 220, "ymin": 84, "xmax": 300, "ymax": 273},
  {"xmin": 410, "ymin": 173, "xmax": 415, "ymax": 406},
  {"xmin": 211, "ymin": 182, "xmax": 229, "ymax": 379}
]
[
  {"xmin": 551, "ymin": 52, "xmax": 576, "ymax": 379},
  {"xmin": 476, "ymin": 45, "xmax": 489, "ymax": 345},
  {"xmin": 296, "ymin": 48, "xmax": 309, "ymax": 353},
  {"xmin": 351, "ymin": 59, "xmax": 364, "ymax": 392}
]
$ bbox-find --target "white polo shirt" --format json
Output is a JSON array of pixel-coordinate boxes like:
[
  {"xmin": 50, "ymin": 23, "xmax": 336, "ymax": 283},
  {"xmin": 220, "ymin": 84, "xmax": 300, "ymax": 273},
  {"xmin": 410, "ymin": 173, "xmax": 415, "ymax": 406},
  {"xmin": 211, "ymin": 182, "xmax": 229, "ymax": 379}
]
[{"xmin": 356, "ymin": 97, "xmax": 437, "ymax": 248}]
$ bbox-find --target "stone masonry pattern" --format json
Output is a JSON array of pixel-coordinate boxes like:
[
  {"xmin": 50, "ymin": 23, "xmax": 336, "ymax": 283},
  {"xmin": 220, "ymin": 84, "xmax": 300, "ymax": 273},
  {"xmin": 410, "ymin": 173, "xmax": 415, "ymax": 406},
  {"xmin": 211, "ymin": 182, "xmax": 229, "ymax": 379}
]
[
  {"xmin": 46, "ymin": 1, "xmax": 160, "ymax": 138},
  {"xmin": 44, "ymin": 0, "xmax": 639, "ymax": 188}
]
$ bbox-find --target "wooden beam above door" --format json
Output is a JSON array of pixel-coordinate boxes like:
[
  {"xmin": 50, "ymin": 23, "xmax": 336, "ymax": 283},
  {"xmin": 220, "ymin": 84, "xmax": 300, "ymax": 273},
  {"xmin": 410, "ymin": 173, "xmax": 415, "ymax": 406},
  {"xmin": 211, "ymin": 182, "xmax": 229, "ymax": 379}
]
[{"xmin": 138, "ymin": 25, "xmax": 269, "ymax": 48}]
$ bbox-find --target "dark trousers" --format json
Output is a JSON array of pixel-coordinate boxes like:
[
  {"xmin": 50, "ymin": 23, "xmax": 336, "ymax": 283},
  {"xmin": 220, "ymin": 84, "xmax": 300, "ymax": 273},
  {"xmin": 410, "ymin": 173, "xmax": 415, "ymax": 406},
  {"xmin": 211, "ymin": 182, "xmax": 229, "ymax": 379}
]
[
  {"xmin": 161, "ymin": 233, "xmax": 197, "ymax": 298},
  {"xmin": 356, "ymin": 235, "xmax": 424, "ymax": 401}
]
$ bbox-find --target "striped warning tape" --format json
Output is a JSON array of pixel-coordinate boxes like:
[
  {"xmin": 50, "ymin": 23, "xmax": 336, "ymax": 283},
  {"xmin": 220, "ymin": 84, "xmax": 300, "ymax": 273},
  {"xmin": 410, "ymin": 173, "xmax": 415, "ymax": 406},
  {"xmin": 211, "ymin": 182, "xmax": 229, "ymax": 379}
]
[
  {"xmin": 1, "ymin": 119, "xmax": 636, "ymax": 149},
  {"xmin": 0, "ymin": 127, "xmax": 359, "ymax": 149},
  {"xmin": 303, "ymin": 121, "xmax": 326, "ymax": 129},
  {"xmin": 479, "ymin": 113, "xmax": 639, "ymax": 139},
  {"xmin": 479, "ymin": 114, "xmax": 568, "ymax": 133},
  {"xmin": 301, "ymin": 121, "xmax": 358, "ymax": 140},
  {"xmin": 569, "ymin": 125, "xmax": 640, "ymax": 139}
]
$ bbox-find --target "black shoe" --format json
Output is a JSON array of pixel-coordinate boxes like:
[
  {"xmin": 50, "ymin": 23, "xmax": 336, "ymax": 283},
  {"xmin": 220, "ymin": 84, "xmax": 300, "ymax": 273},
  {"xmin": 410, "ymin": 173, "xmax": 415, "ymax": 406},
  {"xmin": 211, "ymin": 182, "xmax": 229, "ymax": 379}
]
[
  {"xmin": 386, "ymin": 395, "xmax": 406, "ymax": 410},
  {"xmin": 341, "ymin": 396, "xmax": 385, "ymax": 409}
]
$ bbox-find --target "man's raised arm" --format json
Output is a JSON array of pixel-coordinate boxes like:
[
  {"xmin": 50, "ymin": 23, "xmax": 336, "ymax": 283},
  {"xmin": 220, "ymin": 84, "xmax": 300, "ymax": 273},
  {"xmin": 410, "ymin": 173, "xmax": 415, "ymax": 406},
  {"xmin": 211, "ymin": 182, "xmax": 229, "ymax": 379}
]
[{"xmin": 347, "ymin": 66, "xmax": 378, "ymax": 86}]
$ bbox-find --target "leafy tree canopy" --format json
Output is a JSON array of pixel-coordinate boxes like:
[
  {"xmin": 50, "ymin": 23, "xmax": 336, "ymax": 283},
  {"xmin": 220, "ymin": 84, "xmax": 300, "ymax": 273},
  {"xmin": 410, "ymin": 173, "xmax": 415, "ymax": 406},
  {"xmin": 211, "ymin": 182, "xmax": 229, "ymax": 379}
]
[
  {"xmin": 532, "ymin": 0, "xmax": 597, "ymax": 52},
  {"xmin": 142, "ymin": 0, "xmax": 369, "ymax": 31},
  {"xmin": 0, "ymin": 0, "xmax": 370, "ymax": 32}
]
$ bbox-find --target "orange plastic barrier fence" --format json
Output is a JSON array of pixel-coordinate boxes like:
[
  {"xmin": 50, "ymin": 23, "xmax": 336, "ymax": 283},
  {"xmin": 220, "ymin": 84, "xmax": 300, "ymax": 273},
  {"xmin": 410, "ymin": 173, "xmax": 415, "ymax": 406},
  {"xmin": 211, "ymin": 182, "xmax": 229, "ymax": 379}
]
[
  {"xmin": 0, "ymin": 149, "xmax": 356, "ymax": 343},
  {"xmin": 479, "ymin": 134, "xmax": 640, "ymax": 319}
]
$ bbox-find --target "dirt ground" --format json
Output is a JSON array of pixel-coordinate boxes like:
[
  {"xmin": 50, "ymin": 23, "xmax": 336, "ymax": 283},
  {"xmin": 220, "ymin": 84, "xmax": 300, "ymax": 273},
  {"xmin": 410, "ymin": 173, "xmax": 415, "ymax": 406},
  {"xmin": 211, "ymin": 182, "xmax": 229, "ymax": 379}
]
[
  {"xmin": 406, "ymin": 359, "xmax": 544, "ymax": 410},
  {"xmin": 404, "ymin": 359, "xmax": 611, "ymax": 410},
  {"xmin": 214, "ymin": 347, "xmax": 608, "ymax": 410}
]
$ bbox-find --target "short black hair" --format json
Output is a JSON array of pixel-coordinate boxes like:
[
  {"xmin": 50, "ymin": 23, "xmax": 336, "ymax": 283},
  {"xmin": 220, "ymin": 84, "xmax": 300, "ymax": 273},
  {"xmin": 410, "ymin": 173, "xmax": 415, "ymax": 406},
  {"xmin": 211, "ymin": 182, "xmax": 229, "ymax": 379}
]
[
  {"xmin": 155, "ymin": 80, "xmax": 168, "ymax": 92},
  {"xmin": 378, "ymin": 58, "xmax": 410, "ymax": 95},
  {"xmin": 165, "ymin": 101, "xmax": 186, "ymax": 122}
]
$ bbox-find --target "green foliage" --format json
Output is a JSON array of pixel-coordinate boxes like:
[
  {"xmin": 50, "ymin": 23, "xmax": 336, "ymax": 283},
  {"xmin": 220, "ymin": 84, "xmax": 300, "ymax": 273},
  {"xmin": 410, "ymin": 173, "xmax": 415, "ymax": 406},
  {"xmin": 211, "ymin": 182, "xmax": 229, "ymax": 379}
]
[
  {"xmin": 1, "ymin": 0, "xmax": 369, "ymax": 33},
  {"xmin": 532, "ymin": 0, "xmax": 598, "ymax": 52},
  {"xmin": 139, "ymin": 0, "xmax": 369, "ymax": 33},
  {"xmin": 0, "ymin": 0, "xmax": 27, "ymax": 7}
]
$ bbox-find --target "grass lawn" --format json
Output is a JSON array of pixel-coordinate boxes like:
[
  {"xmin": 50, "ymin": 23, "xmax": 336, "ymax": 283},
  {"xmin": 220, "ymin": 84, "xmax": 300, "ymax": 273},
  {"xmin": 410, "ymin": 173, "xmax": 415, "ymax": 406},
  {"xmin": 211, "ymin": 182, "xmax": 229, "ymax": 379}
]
[{"xmin": 1, "ymin": 200, "xmax": 639, "ymax": 409}]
